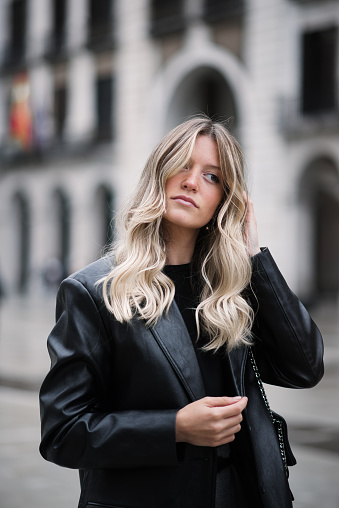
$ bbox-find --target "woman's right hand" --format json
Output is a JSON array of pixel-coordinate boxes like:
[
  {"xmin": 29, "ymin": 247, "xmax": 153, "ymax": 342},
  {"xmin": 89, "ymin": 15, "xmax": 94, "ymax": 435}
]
[{"xmin": 175, "ymin": 396, "xmax": 248, "ymax": 447}]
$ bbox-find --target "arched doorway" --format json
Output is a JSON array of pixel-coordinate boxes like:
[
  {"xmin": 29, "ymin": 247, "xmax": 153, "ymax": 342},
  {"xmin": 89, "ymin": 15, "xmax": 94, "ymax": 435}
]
[
  {"xmin": 52, "ymin": 188, "xmax": 71, "ymax": 279},
  {"xmin": 166, "ymin": 66, "xmax": 238, "ymax": 132},
  {"xmin": 12, "ymin": 192, "xmax": 30, "ymax": 293},
  {"xmin": 94, "ymin": 185, "xmax": 115, "ymax": 256},
  {"xmin": 42, "ymin": 188, "xmax": 71, "ymax": 291},
  {"xmin": 299, "ymin": 157, "xmax": 339, "ymax": 302}
]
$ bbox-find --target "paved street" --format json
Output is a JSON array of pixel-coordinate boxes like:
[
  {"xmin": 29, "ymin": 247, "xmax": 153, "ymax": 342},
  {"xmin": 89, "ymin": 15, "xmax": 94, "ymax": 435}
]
[{"xmin": 0, "ymin": 295, "xmax": 338, "ymax": 507}]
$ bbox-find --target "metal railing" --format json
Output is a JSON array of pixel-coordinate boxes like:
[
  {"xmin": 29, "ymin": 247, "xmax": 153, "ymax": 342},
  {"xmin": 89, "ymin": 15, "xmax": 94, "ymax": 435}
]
[
  {"xmin": 0, "ymin": 44, "xmax": 26, "ymax": 73},
  {"xmin": 203, "ymin": 0, "xmax": 245, "ymax": 23},
  {"xmin": 278, "ymin": 96, "xmax": 339, "ymax": 138},
  {"xmin": 86, "ymin": 25, "xmax": 116, "ymax": 52},
  {"xmin": 43, "ymin": 33, "xmax": 69, "ymax": 62}
]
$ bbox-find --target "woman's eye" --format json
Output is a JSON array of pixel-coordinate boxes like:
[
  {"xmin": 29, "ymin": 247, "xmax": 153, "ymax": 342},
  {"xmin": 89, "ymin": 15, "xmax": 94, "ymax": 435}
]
[
  {"xmin": 205, "ymin": 173, "xmax": 220, "ymax": 184},
  {"xmin": 180, "ymin": 165, "xmax": 189, "ymax": 173}
]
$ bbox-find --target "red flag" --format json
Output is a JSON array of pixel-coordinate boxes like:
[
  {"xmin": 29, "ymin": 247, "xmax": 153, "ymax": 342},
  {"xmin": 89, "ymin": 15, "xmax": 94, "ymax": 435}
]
[{"xmin": 9, "ymin": 72, "xmax": 32, "ymax": 150}]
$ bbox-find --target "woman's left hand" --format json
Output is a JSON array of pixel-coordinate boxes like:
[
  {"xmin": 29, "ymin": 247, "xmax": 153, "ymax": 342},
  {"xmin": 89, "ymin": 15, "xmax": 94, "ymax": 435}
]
[{"xmin": 243, "ymin": 192, "xmax": 260, "ymax": 257}]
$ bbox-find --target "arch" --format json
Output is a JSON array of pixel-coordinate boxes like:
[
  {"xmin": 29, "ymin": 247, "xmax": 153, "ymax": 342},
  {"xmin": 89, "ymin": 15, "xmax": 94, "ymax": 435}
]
[
  {"xmin": 94, "ymin": 184, "xmax": 115, "ymax": 256},
  {"xmin": 299, "ymin": 156, "xmax": 339, "ymax": 302},
  {"xmin": 166, "ymin": 66, "xmax": 238, "ymax": 133},
  {"xmin": 50, "ymin": 188, "xmax": 71, "ymax": 280},
  {"xmin": 150, "ymin": 43, "xmax": 254, "ymax": 140},
  {"xmin": 12, "ymin": 191, "xmax": 30, "ymax": 293}
]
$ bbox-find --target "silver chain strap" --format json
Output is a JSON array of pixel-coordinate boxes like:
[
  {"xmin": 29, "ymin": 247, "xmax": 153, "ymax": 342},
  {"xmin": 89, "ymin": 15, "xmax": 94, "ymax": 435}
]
[{"xmin": 249, "ymin": 347, "xmax": 288, "ymax": 476}]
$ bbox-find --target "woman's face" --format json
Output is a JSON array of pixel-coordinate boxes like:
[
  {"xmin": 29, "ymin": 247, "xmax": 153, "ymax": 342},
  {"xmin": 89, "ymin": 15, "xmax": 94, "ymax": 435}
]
[{"xmin": 163, "ymin": 135, "xmax": 224, "ymax": 237}]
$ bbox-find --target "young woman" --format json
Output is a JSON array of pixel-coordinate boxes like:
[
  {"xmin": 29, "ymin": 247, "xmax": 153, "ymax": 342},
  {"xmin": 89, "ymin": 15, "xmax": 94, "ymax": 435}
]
[{"xmin": 39, "ymin": 117, "xmax": 324, "ymax": 508}]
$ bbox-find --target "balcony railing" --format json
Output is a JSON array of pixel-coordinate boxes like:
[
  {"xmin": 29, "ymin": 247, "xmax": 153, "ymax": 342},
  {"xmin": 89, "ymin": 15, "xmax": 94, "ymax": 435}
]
[
  {"xmin": 0, "ymin": 44, "xmax": 26, "ymax": 73},
  {"xmin": 0, "ymin": 129, "xmax": 115, "ymax": 167},
  {"xmin": 150, "ymin": 0, "xmax": 186, "ymax": 37},
  {"xmin": 43, "ymin": 32, "xmax": 69, "ymax": 62},
  {"xmin": 203, "ymin": 0, "xmax": 245, "ymax": 23},
  {"xmin": 86, "ymin": 25, "xmax": 115, "ymax": 52},
  {"xmin": 279, "ymin": 97, "xmax": 339, "ymax": 138},
  {"xmin": 290, "ymin": 0, "xmax": 321, "ymax": 4},
  {"xmin": 150, "ymin": 14, "xmax": 186, "ymax": 37}
]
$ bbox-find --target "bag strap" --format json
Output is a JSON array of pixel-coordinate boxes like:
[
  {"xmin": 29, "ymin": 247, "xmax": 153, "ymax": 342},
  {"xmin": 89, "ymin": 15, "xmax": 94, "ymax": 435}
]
[{"xmin": 249, "ymin": 347, "xmax": 289, "ymax": 475}]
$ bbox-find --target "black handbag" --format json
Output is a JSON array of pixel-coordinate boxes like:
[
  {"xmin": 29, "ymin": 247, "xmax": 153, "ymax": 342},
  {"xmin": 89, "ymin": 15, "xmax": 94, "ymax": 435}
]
[{"xmin": 249, "ymin": 347, "xmax": 296, "ymax": 477}]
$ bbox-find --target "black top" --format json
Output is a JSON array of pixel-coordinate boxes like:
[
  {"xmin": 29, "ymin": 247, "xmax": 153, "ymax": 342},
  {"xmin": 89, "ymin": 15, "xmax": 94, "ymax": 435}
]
[
  {"xmin": 163, "ymin": 263, "xmax": 230, "ymax": 397},
  {"xmin": 163, "ymin": 264, "xmax": 239, "ymax": 507}
]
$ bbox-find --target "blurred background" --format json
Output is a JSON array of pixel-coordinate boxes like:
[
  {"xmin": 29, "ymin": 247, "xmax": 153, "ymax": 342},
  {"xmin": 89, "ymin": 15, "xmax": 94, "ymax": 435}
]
[{"xmin": 0, "ymin": 0, "xmax": 338, "ymax": 506}]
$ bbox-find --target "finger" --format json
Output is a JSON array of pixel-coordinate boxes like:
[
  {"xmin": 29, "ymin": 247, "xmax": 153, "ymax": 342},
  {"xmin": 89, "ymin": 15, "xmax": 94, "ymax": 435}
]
[
  {"xmin": 211, "ymin": 398, "xmax": 247, "ymax": 421},
  {"xmin": 221, "ymin": 421, "xmax": 242, "ymax": 439},
  {"xmin": 214, "ymin": 397, "xmax": 248, "ymax": 419},
  {"xmin": 218, "ymin": 426, "xmax": 242, "ymax": 445},
  {"xmin": 243, "ymin": 197, "xmax": 260, "ymax": 257},
  {"xmin": 217, "ymin": 413, "xmax": 243, "ymax": 432},
  {"xmin": 244, "ymin": 197, "xmax": 255, "ymax": 223},
  {"xmin": 204, "ymin": 396, "xmax": 246, "ymax": 408},
  {"xmin": 208, "ymin": 422, "xmax": 243, "ymax": 447}
]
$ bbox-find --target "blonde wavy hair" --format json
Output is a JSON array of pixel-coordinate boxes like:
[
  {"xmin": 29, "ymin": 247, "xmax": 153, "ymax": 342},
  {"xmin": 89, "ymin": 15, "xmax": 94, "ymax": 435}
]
[{"xmin": 102, "ymin": 117, "xmax": 254, "ymax": 352}]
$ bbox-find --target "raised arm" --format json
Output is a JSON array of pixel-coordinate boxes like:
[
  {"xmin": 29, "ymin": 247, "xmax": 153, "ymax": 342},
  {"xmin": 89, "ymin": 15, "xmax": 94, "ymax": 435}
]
[
  {"xmin": 243, "ymin": 194, "xmax": 323, "ymax": 388},
  {"xmin": 250, "ymin": 248, "xmax": 324, "ymax": 388}
]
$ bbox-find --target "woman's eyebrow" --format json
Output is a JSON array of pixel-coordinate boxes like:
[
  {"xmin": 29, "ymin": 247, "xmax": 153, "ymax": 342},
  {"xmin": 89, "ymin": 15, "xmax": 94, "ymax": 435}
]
[
  {"xmin": 205, "ymin": 164, "xmax": 221, "ymax": 171},
  {"xmin": 187, "ymin": 158, "xmax": 221, "ymax": 171}
]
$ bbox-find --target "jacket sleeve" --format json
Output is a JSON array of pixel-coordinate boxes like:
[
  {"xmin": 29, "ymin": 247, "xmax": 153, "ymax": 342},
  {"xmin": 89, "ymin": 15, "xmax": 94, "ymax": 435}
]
[
  {"xmin": 250, "ymin": 248, "xmax": 324, "ymax": 389},
  {"xmin": 39, "ymin": 276, "xmax": 179, "ymax": 470}
]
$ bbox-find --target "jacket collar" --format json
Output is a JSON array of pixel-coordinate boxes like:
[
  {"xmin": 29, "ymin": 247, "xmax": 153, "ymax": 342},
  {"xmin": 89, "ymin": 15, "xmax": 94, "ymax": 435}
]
[
  {"xmin": 150, "ymin": 301, "xmax": 249, "ymax": 401},
  {"xmin": 150, "ymin": 301, "xmax": 206, "ymax": 402}
]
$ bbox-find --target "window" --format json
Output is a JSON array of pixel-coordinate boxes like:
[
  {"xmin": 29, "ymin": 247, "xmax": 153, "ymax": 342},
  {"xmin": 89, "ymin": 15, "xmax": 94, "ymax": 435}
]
[
  {"xmin": 6, "ymin": 0, "xmax": 26, "ymax": 65},
  {"xmin": 52, "ymin": 0, "xmax": 67, "ymax": 54},
  {"xmin": 301, "ymin": 27, "xmax": 337, "ymax": 114},
  {"xmin": 203, "ymin": 0, "xmax": 245, "ymax": 23},
  {"xmin": 150, "ymin": 0, "xmax": 185, "ymax": 37},
  {"xmin": 54, "ymin": 86, "xmax": 67, "ymax": 139},
  {"xmin": 96, "ymin": 76, "xmax": 113, "ymax": 140},
  {"xmin": 44, "ymin": 0, "xmax": 67, "ymax": 60},
  {"xmin": 88, "ymin": 0, "xmax": 114, "ymax": 50},
  {"xmin": 13, "ymin": 192, "xmax": 30, "ymax": 293}
]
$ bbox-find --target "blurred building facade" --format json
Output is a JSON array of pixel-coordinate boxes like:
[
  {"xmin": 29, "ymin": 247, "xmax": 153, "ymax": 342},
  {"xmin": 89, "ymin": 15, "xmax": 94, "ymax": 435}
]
[{"xmin": 0, "ymin": 0, "xmax": 338, "ymax": 305}]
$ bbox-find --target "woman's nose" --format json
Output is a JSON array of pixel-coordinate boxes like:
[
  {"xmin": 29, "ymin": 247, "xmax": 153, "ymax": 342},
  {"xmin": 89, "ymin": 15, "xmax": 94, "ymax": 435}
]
[{"xmin": 182, "ymin": 170, "xmax": 198, "ymax": 191}]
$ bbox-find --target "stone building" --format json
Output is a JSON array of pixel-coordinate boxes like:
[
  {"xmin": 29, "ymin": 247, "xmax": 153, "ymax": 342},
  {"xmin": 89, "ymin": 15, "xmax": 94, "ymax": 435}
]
[{"xmin": 0, "ymin": 0, "xmax": 338, "ymax": 305}]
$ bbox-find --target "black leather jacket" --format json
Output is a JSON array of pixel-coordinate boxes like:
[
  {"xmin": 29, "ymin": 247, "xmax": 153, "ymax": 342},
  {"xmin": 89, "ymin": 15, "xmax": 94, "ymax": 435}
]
[{"xmin": 39, "ymin": 248, "xmax": 324, "ymax": 508}]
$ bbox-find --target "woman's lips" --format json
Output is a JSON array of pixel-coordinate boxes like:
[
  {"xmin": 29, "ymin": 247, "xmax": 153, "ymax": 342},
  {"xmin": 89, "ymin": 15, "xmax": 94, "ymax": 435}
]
[{"xmin": 172, "ymin": 195, "xmax": 198, "ymax": 208}]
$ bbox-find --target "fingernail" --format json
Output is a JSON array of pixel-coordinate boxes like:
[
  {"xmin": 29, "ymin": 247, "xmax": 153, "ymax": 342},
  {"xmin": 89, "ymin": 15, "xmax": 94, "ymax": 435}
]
[{"xmin": 233, "ymin": 396, "xmax": 242, "ymax": 401}]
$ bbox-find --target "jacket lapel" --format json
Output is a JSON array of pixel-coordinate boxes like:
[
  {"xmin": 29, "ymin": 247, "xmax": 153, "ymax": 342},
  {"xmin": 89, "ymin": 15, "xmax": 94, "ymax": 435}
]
[
  {"xmin": 150, "ymin": 301, "xmax": 206, "ymax": 402},
  {"xmin": 227, "ymin": 346, "xmax": 248, "ymax": 397}
]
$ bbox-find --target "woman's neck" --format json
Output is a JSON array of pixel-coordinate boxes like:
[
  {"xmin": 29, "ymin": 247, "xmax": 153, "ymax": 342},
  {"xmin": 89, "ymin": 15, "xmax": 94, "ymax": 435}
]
[
  {"xmin": 166, "ymin": 244, "xmax": 194, "ymax": 265},
  {"xmin": 165, "ymin": 229, "xmax": 198, "ymax": 265}
]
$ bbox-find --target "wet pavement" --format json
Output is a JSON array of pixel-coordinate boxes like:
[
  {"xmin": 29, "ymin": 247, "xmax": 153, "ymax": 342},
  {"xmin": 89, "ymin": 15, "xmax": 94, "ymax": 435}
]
[{"xmin": 0, "ymin": 295, "xmax": 338, "ymax": 507}]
